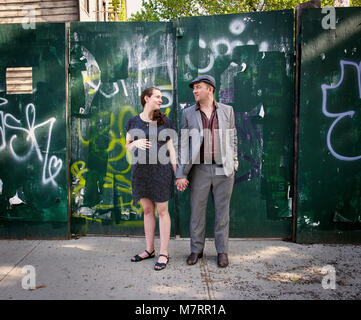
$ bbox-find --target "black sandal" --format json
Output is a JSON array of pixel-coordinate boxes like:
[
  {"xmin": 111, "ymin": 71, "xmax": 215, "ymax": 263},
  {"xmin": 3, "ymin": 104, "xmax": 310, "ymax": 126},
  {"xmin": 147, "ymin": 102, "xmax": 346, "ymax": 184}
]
[
  {"xmin": 154, "ymin": 254, "xmax": 169, "ymax": 271},
  {"xmin": 131, "ymin": 249, "xmax": 155, "ymax": 262}
]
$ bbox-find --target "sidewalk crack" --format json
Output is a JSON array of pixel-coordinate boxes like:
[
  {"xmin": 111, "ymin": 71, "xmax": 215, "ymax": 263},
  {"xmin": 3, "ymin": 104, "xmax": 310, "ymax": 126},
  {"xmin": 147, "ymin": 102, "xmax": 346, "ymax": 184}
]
[
  {"xmin": 200, "ymin": 255, "xmax": 214, "ymax": 300},
  {"xmin": 0, "ymin": 241, "xmax": 40, "ymax": 283}
]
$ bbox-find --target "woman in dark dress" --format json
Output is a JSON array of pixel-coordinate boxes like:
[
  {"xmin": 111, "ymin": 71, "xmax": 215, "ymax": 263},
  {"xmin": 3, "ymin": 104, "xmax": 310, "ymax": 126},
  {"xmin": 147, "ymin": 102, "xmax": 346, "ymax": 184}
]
[{"xmin": 125, "ymin": 87, "xmax": 176, "ymax": 270}]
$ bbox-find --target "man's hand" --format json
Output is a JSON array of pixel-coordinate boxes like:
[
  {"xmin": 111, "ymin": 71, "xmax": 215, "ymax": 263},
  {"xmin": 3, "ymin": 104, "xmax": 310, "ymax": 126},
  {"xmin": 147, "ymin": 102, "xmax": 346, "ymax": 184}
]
[{"xmin": 176, "ymin": 178, "xmax": 189, "ymax": 192}]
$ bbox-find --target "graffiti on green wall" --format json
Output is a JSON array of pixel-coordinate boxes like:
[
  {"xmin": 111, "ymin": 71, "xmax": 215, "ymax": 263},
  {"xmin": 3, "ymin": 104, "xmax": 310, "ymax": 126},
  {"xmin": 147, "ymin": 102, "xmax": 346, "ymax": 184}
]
[
  {"xmin": 176, "ymin": 11, "xmax": 294, "ymax": 237},
  {"xmin": 0, "ymin": 23, "xmax": 67, "ymax": 238},
  {"xmin": 297, "ymin": 8, "xmax": 361, "ymax": 243},
  {"xmin": 70, "ymin": 23, "xmax": 174, "ymax": 233}
]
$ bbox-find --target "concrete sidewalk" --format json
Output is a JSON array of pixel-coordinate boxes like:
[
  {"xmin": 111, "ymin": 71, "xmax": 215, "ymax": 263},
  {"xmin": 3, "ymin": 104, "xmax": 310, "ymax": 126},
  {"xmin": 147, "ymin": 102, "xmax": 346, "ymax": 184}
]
[{"xmin": 0, "ymin": 236, "xmax": 360, "ymax": 300}]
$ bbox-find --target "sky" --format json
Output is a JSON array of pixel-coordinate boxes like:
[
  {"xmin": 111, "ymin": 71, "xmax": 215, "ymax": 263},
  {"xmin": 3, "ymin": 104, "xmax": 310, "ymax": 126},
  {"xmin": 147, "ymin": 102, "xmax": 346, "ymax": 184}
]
[{"xmin": 127, "ymin": 0, "xmax": 144, "ymax": 18}]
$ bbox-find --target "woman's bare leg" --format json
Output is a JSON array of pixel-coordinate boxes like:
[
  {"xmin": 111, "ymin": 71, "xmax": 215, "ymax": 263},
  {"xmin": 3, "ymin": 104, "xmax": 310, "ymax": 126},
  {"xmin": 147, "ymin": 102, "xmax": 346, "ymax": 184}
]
[
  {"xmin": 155, "ymin": 201, "xmax": 171, "ymax": 267},
  {"xmin": 138, "ymin": 198, "xmax": 156, "ymax": 258}
]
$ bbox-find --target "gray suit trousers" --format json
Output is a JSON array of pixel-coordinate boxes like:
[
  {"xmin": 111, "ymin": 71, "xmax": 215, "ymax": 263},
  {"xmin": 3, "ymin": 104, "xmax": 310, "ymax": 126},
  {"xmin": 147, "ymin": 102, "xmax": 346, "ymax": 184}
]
[{"xmin": 188, "ymin": 164, "xmax": 234, "ymax": 254}]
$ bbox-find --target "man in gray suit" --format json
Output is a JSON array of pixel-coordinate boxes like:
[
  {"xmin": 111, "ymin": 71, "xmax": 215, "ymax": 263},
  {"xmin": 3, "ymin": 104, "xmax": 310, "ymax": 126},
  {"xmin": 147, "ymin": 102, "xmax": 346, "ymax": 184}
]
[{"xmin": 176, "ymin": 75, "xmax": 238, "ymax": 268}]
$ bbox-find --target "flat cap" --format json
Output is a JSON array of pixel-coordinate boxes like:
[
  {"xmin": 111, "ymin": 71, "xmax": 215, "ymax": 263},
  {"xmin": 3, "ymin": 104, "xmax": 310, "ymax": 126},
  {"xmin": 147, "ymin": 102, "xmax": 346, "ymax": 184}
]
[{"xmin": 189, "ymin": 74, "xmax": 216, "ymax": 89}]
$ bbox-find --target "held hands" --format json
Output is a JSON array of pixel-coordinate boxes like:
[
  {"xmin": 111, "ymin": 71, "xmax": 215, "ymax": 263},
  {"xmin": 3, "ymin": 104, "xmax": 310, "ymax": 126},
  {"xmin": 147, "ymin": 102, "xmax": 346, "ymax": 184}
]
[{"xmin": 176, "ymin": 178, "xmax": 189, "ymax": 192}]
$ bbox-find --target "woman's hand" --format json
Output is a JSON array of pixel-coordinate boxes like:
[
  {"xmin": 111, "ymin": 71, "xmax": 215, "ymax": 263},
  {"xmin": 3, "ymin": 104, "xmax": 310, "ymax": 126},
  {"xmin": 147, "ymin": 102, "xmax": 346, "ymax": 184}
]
[
  {"xmin": 132, "ymin": 139, "xmax": 151, "ymax": 150},
  {"xmin": 126, "ymin": 133, "xmax": 150, "ymax": 152}
]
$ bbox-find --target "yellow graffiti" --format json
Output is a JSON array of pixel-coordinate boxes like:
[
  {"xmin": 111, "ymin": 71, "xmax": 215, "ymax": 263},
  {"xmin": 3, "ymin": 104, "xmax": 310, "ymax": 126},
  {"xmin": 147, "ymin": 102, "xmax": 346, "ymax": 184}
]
[
  {"xmin": 73, "ymin": 214, "xmax": 102, "ymax": 223},
  {"xmin": 70, "ymin": 161, "xmax": 88, "ymax": 195},
  {"xmin": 103, "ymin": 171, "xmax": 131, "ymax": 194},
  {"xmin": 83, "ymin": 73, "xmax": 101, "ymax": 96},
  {"xmin": 72, "ymin": 100, "xmax": 173, "ymax": 224},
  {"xmin": 164, "ymin": 107, "xmax": 171, "ymax": 117},
  {"xmin": 77, "ymin": 118, "xmax": 90, "ymax": 146},
  {"xmin": 71, "ymin": 159, "xmax": 143, "ymax": 217},
  {"xmin": 76, "ymin": 106, "xmax": 136, "ymax": 176},
  {"xmin": 83, "ymin": 73, "xmax": 100, "ymax": 83},
  {"xmin": 106, "ymin": 105, "xmax": 137, "ymax": 171}
]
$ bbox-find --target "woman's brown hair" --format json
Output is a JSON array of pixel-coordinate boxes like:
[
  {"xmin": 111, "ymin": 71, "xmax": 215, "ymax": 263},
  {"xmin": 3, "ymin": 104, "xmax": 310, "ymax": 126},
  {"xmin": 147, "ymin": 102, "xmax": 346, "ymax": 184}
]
[
  {"xmin": 141, "ymin": 87, "xmax": 159, "ymax": 107},
  {"xmin": 151, "ymin": 109, "xmax": 166, "ymax": 126}
]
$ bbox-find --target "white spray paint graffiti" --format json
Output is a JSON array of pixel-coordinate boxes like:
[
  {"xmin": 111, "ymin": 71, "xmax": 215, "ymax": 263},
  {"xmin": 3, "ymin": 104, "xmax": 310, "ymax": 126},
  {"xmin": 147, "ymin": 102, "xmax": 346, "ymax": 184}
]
[
  {"xmin": 9, "ymin": 191, "xmax": 24, "ymax": 206},
  {"xmin": 229, "ymin": 19, "xmax": 246, "ymax": 35},
  {"xmin": 73, "ymin": 31, "xmax": 174, "ymax": 114},
  {"xmin": 0, "ymin": 98, "xmax": 63, "ymax": 186},
  {"xmin": 182, "ymin": 16, "xmax": 290, "ymax": 92},
  {"xmin": 70, "ymin": 28, "xmax": 175, "ymax": 217},
  {"xmin": 79, "ymin": 46, "xmax": 102, "ymax": 113},
  {"xmin": 180, "ymin": 16, "xmax": 294, "ymax": 189},
  {"xmin": 183, "ymin": 17, "xmax": 268, "ymax": 105},
  {"xmin": 321, "ymin": 60, "xmax": 361, "ymax": 161}
]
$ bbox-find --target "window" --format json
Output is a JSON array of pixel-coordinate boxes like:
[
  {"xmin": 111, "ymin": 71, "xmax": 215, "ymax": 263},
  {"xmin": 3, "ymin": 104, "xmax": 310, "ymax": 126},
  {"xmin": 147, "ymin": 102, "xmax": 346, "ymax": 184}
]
[{"xmin": 6, "ymin": 67, "xmax": 33, "ymax": 95}]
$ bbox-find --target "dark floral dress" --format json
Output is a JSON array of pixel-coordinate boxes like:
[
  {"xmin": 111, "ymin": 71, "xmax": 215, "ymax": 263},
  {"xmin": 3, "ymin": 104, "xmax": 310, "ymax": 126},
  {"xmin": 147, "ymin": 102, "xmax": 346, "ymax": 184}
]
[{"xmin": 125, "ymin": 115, "xmax": 175, "ymax": 203}]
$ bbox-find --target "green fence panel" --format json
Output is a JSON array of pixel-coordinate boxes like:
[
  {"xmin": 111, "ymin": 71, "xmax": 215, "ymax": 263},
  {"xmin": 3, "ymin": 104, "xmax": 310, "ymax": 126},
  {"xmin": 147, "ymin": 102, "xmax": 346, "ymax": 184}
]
[
  {"xmin": 1, "ymin": 9, "xmax": 359, "ymax": 243},
  {"xmin": 69, "ymin": 22, "xmax": 176, "ymax": 235},
  {"xmin": 0, "ymin": 23, "xmax": 68, "ymax": 239},
  {"xmin": 297, "ymin": 8, "xmax": 361, "ymax": 243},
  {"xmin": 176, "ymin": 11, "xmax": 294, "ymax": 238}
]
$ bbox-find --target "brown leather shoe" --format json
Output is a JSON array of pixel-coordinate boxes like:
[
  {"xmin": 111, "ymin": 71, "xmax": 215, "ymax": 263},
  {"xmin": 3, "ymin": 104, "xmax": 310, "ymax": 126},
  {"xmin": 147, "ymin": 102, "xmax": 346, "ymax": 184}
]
[
  {"xmin": 186, "ymin": 252, "xmax": 203, "ymax": 265},
  {"xmin": 217, "ymin": 253, "xmax": 229, "ymax": 267}
]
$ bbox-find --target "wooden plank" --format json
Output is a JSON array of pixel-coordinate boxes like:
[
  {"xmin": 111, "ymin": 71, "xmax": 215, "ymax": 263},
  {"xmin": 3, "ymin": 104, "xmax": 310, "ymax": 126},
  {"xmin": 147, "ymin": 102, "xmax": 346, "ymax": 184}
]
[
  {"xmin": 36, "ymin": 13, "xmax": 79, "ymax": 22},
  {"xmin": 7, "ymin": 83, "xmax": 32, "ymax": 89},
  {"xmin": 6, "ymin": 74, "xmax": 32, "ymax": 79},
  {"xmin": 6, "ymin": 79, "xmax": 33, "ymax": 85},
  {"xmin": 0, "ymin": 1, "xmax": 78, "ymax": 11},
  {"xmin": 6, "ymin": 72, "xmax": 32, "ymax": 75},
  {"xmin": 1, "ymin": 13, "xmax": 79, "ymax": 23},
  {"xmin": 2, "ymin": 0, "xmax": 75, "ymax": 3},
  {"xmin": 6, "ymin": 86, "xmax": 33, "ymax": 94},
  {"xmin": 6, "ymin": 67, "xmax": 32, "ymax": 72},
  {"xmin": 6, "ymin": 77, "xmax": 32, "ymax": 81},
  {"xmin": 6, "ymin": 91, "xmax": 33, "ymax": 95},
  {"xmin": 6, "ymin": 75, "xmax": 33, "ymax": 79},
  {"xmin": 2, "ymin": 0, "xmax": 40, "ymax": 3},
  {"xmin": 0, "ymin": 7, "xmax": 78, "ymax": 18},
  {"xmin": 6, "ymin": 67, "xmax": 33, "ymax": 94}
]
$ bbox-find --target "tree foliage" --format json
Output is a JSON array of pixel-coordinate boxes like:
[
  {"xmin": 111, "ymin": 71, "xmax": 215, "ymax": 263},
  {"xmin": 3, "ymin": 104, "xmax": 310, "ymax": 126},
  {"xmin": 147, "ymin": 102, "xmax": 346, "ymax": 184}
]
[
  {"xmin": 129, "ymin": 0, "xmax": 361, "ymax": 21},
  {"xmin": 109, "ymin": 0, "xmax": 127, "ymax": 21}
]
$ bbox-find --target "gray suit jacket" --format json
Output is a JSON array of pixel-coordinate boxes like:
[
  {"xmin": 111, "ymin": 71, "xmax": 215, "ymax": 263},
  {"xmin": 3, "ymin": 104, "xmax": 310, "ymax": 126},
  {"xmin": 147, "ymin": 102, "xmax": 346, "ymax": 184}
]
[{"xmin": 176, "ymin": 102, "xmax": 238, "ymax": 178}]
